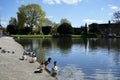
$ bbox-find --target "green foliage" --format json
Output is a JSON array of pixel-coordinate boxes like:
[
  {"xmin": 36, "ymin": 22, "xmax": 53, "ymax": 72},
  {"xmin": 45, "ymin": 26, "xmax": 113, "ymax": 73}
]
[
  {"xmin": 60, "ymin": 18, "xmax": 71, "ymax": 24},
  {"xmin": 18, "ymin": 27, "xmax": 31, "ymax": 34},
  {"xmin": 73, "ymin": 28, "xmax": 82, "ymax": 35},
  {"xmin": 9, "ymin": 17, "xmax": 17, "ymax": 26},
  {"xmin": 17, "ymin": 4, "xmax": 46, "ymax": 34},
  {"xmin": 57, "ymin": 23, "xmax": 73, "ymax": 35},
  {"xmin": 17, "ymin": 12, "xmax": 25, "ymax": 29},
  {"xmin": 7, "ymin": 25, "xmax": 18, "ymax": 35},
  {"xmin": 52, "ymin": 22, "xmax": 59, "ymax": 35},
  {"xmin": 44, "ymin": 18, "xmax": 53, "ymax": 26},
  {"xmin": 42, "ymin": 26, "xmax": 52, "ymax": 35}
]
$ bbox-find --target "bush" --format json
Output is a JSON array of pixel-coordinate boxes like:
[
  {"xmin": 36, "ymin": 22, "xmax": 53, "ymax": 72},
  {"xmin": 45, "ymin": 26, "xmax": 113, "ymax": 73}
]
[
  {"xmin": 7, "ymin": 25, "xmax": 17, "ymax": 35},
  {"xmin": 57, "ymin": 23, "xmax": 73, "ymax": 35},
  {"xmin": 42, "ymin": 26, "xmax": 52, "ymax": 35},
  {"xmin": 18, "ymin": 27, "xmax": 31, "ymax": 34}
]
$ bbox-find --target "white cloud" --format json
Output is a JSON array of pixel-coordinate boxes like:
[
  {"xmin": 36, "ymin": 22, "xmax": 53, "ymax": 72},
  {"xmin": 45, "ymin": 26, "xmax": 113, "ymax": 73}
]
[
  {"xmin": 108, "ymin": 5, "xmax": 120, "ymax": 11},
  {"xmin": 42, "ymin": 0, "xmax": 82, "ymax": 5},
  {"xmin": 83, "ymin": 19, "xmax": 103, "ymax": 23},
  {"xmin": 55, "ymin": 0, "xmax": 61, "ymax": 4},
  {"xmin": 16, "ymin": 0, "xmax": 38, "ymax": 4},
  {"xmin": 62, "ymin": 0, "xmax": 82, "ymax": 4},
  {"xmin": 43, "ymin": 0, "xmax": 55, "ymax": 4},
  {"xmin": 45, "ymin": 16, "xmax": 54, "ymax": 19}
]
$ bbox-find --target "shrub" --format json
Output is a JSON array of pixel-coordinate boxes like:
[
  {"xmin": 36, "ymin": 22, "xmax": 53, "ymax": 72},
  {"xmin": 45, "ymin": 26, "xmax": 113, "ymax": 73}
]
[
  {"xmin": 57, "ymin": 23, "xmax": 73, "ymax": 35},
  {"xmin": 42, "ymin": 26, "xmax": 52, "ymax": 35}
]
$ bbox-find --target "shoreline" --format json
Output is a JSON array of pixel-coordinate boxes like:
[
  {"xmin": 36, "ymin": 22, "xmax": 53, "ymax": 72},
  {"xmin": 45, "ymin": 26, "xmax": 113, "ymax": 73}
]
[{"xmin": 0, "ymin": 36, "xmax": 54, "ymax": 80}]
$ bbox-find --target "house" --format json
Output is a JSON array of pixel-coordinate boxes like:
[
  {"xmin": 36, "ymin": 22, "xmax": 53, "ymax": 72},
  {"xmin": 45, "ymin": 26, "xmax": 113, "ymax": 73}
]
[{"xmin": 98, "ymin": 21, "xmax": 120, "ymax": 37}]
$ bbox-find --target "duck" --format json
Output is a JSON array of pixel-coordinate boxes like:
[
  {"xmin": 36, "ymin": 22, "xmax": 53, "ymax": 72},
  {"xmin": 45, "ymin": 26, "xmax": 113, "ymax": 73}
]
[
  {"xmin": 22, "ymin": 51, "xmax": 27, "ymax": 60},
  {"xmin": 32, "ymin": 56, "xmax": 37, "ymax": 62}
]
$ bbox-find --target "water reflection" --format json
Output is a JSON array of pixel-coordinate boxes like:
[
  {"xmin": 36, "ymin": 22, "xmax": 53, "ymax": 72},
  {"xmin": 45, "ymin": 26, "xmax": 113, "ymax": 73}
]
[
  {"xmin": 56, "ymin": 38, "xmax": 72, "ymax": 54},
  {"xmin": 15, "ymin": 38, "xmax": 120, "ymax": 80},
  {"xmin": 57, "ymin": 65, "xmax": 84, "ymax": 80},
  {"xmin": 57, "ymin": 65, "xmax": 120, "ymax": 80}
]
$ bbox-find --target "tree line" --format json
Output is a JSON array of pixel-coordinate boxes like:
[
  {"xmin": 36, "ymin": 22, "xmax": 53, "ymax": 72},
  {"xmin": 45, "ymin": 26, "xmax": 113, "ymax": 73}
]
[{"xmin": 5, "ymin": 4, "xmax": 120, "ymax": 36}]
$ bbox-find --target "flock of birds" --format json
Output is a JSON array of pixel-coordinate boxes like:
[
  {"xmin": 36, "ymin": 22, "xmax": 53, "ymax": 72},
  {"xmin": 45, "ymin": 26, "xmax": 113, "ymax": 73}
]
[
  {"xmin": 21, "ymin": 49, "xmax": 58, "ymax": 78},
  {"xmin": 21, "ymin": 50, "xmax": 37, "ymax": 63},
  {"xmin": 0, "ymin": 47, "xmax": 15, "ymax": 54},
  {"xmin": 0, "ymin": 47, "xmax": 58, "ymax": 78}
]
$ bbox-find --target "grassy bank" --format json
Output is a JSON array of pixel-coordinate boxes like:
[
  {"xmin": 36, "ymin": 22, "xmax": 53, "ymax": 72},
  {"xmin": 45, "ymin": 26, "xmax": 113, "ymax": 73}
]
[
  {"xmin": 11, "ymin": 35, "xmax": 52, "ymax": 38},
  {"xmin": 11, "ymin": 35, "xmax": 82, "ymax": 38}
]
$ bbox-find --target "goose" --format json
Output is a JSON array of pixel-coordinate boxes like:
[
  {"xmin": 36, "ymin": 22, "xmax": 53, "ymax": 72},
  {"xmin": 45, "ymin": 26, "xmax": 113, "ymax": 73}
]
[
  {"xmin": 22, "ymin": 51, "xmax": 27, "ymax": 60},
  {"xmin": 32, "ymin": 56, "xmax": 37, "ymax": 62}
]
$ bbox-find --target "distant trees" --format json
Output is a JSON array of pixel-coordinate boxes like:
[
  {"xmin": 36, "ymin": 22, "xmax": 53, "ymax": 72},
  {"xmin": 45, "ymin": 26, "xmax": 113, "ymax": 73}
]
[
  {"xmin": 112, "ymin": 11, "xmax": 120, "ymax": 23},
  {"xmin": 7, "ymin": 17, "xmax": 18, "ymax": 35},
  {"xmin": 57, "ymin": 23, "xmax": 73, "ymax": 35},
  {"xmin": 60, "ymin": 18, "xmax": 71, "ymax": 24},
  {"xmin": 7, "ymin": 25, "xmax": 17, "ymax": 35},
  {"xmin": 44, "ymin": 18, "xmax": 53, "ymax": 26},
  {"xmin": 9, "ymin": 17, "xmax": 17, "ymax": 26},
  {"xmin": 51, "ymin": 22, "xmax": 59, "ymax": 35},
  {"xmin": 6, "ymin": 4, "xmax": 107, "ymax": 36}
]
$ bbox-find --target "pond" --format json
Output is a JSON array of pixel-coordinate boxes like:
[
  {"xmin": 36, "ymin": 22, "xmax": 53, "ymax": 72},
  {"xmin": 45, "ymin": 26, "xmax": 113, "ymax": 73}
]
[{"xmin": 15, "ymin": 38, "xmax": 120, "ymax": 80}]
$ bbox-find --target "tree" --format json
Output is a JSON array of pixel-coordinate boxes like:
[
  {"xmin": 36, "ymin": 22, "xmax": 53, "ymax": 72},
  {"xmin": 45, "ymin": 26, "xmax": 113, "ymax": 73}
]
[
  {"xmin": 42, "ymin": 26, "xmax": 52, "ymax": 35},
  {"xmin": 8, "ymin": 17, "xmax": 19, "ymax": 33},
  {"xmin": 44, "ymin": 18, "xmax": 53, "ymax": 26},
  {"xmin": 9, "ymin": 17, "xmax": 17, "ymax": 26},
  {"xmin": 60, "ymin": 18, "xmax": 71, "ymax": 24},
  {"xmin": 57, "ymin": 23, "xmax": 73, "ymax": 35},
  {"xmin": 112, "ymin": 11, "xmax": 120, "ymax": 23},
  {"xmin": 17, "ymin": 4, "xmax": 46, "ymax": 34},
  {"xmin": 7, "ymin": 25, "xmax": 17, "ymax": 35},
  {"xmin": 17, "ymin": 11, "xmax": 26, "ymax": 29},
  {"xmin": 52, "ymin": 22, "xmax": 59, "ymax": 35}
]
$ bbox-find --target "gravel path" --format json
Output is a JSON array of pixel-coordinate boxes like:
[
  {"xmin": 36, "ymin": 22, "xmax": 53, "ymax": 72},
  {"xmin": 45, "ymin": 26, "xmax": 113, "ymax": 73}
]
[{"xmin": 0, "ymin": 36, "xmax": 54, "ymax": 80}]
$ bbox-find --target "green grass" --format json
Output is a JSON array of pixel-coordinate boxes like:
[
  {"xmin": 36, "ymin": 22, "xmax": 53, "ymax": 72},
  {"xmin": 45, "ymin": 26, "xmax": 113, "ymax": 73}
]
[
  {"xmin": 11, "ymin": 35, "xmax": 52, "ymax": 38},
  {"xmin": 11, "ymin": 34, "xmax": 82, "ymax": 38}
]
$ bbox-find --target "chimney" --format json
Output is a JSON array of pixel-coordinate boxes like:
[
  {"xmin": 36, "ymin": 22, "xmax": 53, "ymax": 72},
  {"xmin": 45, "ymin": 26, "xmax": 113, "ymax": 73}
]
[{"xmin": 108, "ymin": 20, "xmax": 111, "ymax": 24}]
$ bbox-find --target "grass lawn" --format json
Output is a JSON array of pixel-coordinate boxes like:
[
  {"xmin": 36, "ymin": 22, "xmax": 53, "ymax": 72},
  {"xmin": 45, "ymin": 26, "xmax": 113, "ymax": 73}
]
[{"xmin": 11, "ymin": 35, "xmax": 82, "ymax": 38}]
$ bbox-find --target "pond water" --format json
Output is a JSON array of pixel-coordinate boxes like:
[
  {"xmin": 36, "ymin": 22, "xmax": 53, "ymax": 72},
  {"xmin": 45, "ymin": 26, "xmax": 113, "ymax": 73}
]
[{"xmin": 15, "ymin": 38, "xmax": 120, "ymax": 80}]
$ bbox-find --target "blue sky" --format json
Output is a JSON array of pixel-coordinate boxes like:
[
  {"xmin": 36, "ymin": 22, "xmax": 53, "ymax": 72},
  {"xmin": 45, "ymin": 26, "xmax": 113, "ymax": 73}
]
[{"xmin": 0, "ymin": 0, "xmax": 120, "ymax": 27}]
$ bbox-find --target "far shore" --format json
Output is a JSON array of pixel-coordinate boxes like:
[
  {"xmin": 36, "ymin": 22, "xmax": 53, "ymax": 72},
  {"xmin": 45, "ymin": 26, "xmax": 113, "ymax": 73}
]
[
  {"xmin": 0, "ymin": 36, "xmax": 54, "ymax": 80},
  {"xmin": 11, "ymin": 34, "xmax": 120, "ymax": 38},
  {"xmin": 11, "ymin": 34, "xmax": 81, "ymax": 38}
]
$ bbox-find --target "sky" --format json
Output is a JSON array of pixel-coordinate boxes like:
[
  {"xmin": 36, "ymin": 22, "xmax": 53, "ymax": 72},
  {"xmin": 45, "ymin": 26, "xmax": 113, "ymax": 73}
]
[{"xmin": 0, "ymin": 0, "xmax": 120, "ymax": 27}]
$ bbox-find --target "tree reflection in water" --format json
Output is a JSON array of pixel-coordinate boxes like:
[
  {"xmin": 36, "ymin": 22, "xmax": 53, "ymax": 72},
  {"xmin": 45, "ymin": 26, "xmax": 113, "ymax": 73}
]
[{"xmin": 15, "ymin": 38, "xmax": 120, "ymax": 80}]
